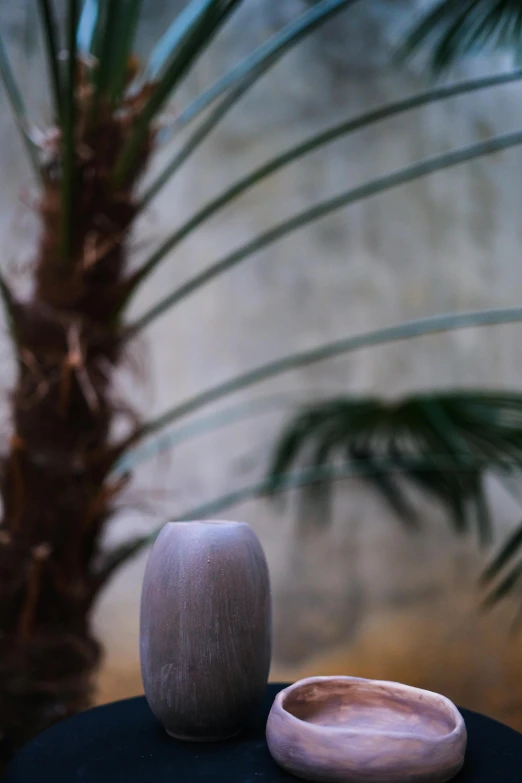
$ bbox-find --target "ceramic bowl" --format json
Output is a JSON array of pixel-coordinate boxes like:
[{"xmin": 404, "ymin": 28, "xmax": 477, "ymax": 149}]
[{"xmin": 266, "ymin": 676, "xmax": 467, "ymax": 783}]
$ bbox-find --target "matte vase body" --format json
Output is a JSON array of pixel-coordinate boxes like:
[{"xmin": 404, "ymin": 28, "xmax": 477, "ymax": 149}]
[{"xmin": 140, "ymin": 520, "xmax": 271, "ymax": 741}]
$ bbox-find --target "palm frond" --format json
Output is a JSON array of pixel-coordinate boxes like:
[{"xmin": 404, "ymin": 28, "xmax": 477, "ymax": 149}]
[
  {"xmin": 349, "ymin": 444, "xmax": 420, "ymax": 527},
  {"xmin": 37, "ymin": 0, "xmax": 62, "ymax": 121},
  {"xmin": 482, "ymin": 562, "xmax": 522, "ymax": 609},
  {"xmin": 482, "ymin": 522, "xmax": 522, "ymax": 586},
  {"xmin": 161, "ymin": 0, "xmax": 362, "ymax": 137},
  {"xmin": 108, "ymin": 0, "xmax": 143, "ymax": 102},
  {"xmin": 77, "ymin": 0, "xmax": 99, "ymax": 54},
  {"xmin": 96, "ymin": 455, "xmax": 475, "ymax": 576},
  {"xmin": 98, "ymin": 446, "xmax": 522, "ymax": 576},
  {"xmin": 112, "ymin": 395, "xmax": 293, "ymax": 477},
  {"xmin": 0, "ymin": 272, "xmax": 21, "ymax": 347},
  {"xmin": 80, "ymin": 0, "xmax": 142, "ymax": 105},
  {"xmin": 145, "ymin": 0, "xmax": 225, "ymax": 81},
  {"xmin": 91, "ymin": 0, "xmax": 123, "ymax": 106},
  {"xmin": 0, "ymin": 34, "xmax": 40, "ymax": 177},
  {"xmin": 403, "ymin": 0, "xmax": 522, "ymax": 73},
  {"xmin": 137, "ymin": 68, "xmax": 522, "ymax": 256},
  {"xmin": 132, "ymin": 306, "xmax": 522, "ymax": 445},
  {"xmin": 142, "ymin": 0, "xmax": 364, "ymax": 204},
  {"xmin": 129, "ymin": 129, "xmax": 522, "ymax": 334},
  {"xmin": 61, "ymin": 0, "xmax": 80, "ymax": 260},
  {"xmin": 137, "ymin": 62, "xmax": 262, "ymax": 219},
  {"xmin": 481, "ymin": 519, "xmax": 522, "ymax": 610},
  {"xmin": 268, "ymin": 392, "xmax": 522, "ymax": 542},
  {"xmin": 112, "ymin": 0, "xmax": 242, "ymax": 186}
]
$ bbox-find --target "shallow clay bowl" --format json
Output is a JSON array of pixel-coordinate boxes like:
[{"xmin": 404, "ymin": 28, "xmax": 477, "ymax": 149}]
[{"xmin": 266, "ymin": 676, "xmax": 467, "ymax": 783}]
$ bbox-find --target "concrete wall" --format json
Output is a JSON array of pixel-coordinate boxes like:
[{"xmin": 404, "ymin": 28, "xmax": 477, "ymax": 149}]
[{"xmin": 3, "ymin": 1, "xmax": 522, "ymax": 727}]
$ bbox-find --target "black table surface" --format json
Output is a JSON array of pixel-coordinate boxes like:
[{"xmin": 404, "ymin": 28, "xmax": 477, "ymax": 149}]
[{"xmin": 4, "ymin": 683, "xmax": 522, "ymax": 782}]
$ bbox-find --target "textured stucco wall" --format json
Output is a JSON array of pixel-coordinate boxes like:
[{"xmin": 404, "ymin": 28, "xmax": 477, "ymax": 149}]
[{"xmin": 3, "ymin": 0, "xmax": 522, "ymax": 727}]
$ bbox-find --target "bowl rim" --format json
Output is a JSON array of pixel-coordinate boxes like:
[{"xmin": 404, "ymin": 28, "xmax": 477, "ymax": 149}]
[{"xmin": 271, "ymin": 675, "xmax": 466, "ymax": 743}]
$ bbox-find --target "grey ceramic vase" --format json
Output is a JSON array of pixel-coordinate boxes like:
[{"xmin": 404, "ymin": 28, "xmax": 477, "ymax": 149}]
[{"xmin": 140, "ymin": 520, "xmax": 271, "ymax": 741}]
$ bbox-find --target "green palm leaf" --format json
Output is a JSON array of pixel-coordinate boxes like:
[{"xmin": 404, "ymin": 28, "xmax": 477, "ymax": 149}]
[
  {"xmin": 403, "ymin": 0, "xmax": 522, "ymax": 72},
  {"xmin": 145, "ymin": 0, "xmax": 228, "ymax": 80},
  {"xmin": 129, "ymin": 129, "xmax": 522, "ymax": 334},
  {"xmin": 268, "ymin": 392, "xmax": 522, "ymax": 542},
  {"xmin": 136, "ymin": 68, "xmax": 522, "ymax": 259},
  {"xmin": 112, "ymin": 0, "xmax": 242, "ymax": 186},
  {"xmin": 161, "ymin": 0, "xmax": 362, "ymax": 137},
  {"xmin": 108, "ymin": 0, "xmax": 143, "ymax": 101},
  {"xmin": 0, "ymin": 33, "xmax": 40, "ymax": 177},
  {"xmin": 0, "ymin": 272, "xmax": 21, "ymax": 347},
  {"xmin": 132, "ymin": 306, "xmax": 522, "ymax": 444},
  {"xmin": 482, "ymin": 563, "xmax": 522, "ymax": 609},
  {"xmin": 61, "ymin": 0, "xmax": 80, "ymax": 260},
  {"xmin": 78, "ymin": 0, "xmax": 142, "ymax": 104},
  {"xmin": 37, "ymin": 0, "xmax": 62, "ymax": 121},
  {"xmin": 91, "ymin": 0, "xmax": 123, "ymax": 105},
  {"xmin": 482, "ymin": 522, "xmax": 522, "ymax": 585},
  {"xmin": 112, "ymin": 395, "xmax": 294, "ymax": 476},
  {"xmin": 97, "ymin": 453, "xmax": 493, "ymax": 581},
  {"xmin": 142, "ymin": 0, "xmax": 364, "ymax": 206},
  {"xmin": 77, "ymin": 0, "xmax": 99, "ymax": 53}
]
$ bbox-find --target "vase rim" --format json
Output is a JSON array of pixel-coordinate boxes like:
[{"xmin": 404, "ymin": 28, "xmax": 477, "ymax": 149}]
[{"xmin": 166, "ymin": 520, "xmax": 247, "ymax": 526}]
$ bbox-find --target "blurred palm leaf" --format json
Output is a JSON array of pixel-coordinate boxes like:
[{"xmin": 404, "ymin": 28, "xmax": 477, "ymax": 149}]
[
  {"xmin": 129, "ymin": 128, "xmax": 522, "ymax": 332},
  {"xmin": 404, "ymin": 0, "xmax": 522, "ymax": 72},
  {"xmin": 160, "ymin": 0, "xmax": 361, "ymax": 137},
  {"xmin": 481, "ymin": 519, "xmax": 522, "ymax": 609},
  {"xmin": 99, "ymin": 451, "xmax": 490, "ymax": 578},
  {"xmin": 132, "ymin": 305, "xmax": 522, "ymax": 441},
  {"xmin": 112, "ymin": 0, "xmax": 243, "ymax": 185},
  {"xmin": 0, "ymin": 33, "xmax": 40, "ymax": 176},
  {"xmin": 61, "ymin": 0, "xmax": 79, "ymax": 259},
  {"xmin": 37, "ymin": 0, "xmax": 62, "ymax": 120},
  {"xmin": 77, "ymin": 0, "xmax": 98, "ymax": 53},
  {"xmin": 268, "ymin": 392, "xmax": 522, "ymax": 543}
]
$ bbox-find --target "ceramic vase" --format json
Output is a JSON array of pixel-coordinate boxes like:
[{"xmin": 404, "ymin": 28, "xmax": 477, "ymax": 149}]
[{"xmin": 140, "ymin": 520, "xmax": 271, "ymax": 741}]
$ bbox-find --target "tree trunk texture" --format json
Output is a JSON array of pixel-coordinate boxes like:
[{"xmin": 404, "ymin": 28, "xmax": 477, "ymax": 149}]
[{"xmin": 0, "ymin": 72, "xmax": 152, "ymax": 758}]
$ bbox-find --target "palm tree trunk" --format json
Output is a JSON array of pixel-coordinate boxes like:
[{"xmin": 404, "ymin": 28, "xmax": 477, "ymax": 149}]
[{"xmin": 0, "ymin": 81, "xmax": 152, "ymax": 756}]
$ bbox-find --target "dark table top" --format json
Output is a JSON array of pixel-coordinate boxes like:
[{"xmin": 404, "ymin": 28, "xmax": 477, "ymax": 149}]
[{"xmin": 4, "ymin": 683, "xmax": 522, "ymax": 781}]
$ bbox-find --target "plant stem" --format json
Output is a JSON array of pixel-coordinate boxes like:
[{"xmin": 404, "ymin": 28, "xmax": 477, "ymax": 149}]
[
  {"xmin": 137, "ymin": 306, "xmax": 522, "ymax": 439},
  {"xmin": 0, "ymin": 34, "xmax": 41, "ymax": 178},
  {"xmin": 61, "ymin": 0, "xmax": 79, "ymax": 261},
  {"xmin": 135, "ymin": 69, "xmax": 522, "ymax": 284},
  {"xmin": 162, "ymin": 0, "xmax": 363, "ymax": 136},
  {"xmin": 37, "ymin": 0, "xmax": 62, "ymax": 122},
  {"xmin": 129, "ymin": 129, "xmax": 522, "ymax": 336}
]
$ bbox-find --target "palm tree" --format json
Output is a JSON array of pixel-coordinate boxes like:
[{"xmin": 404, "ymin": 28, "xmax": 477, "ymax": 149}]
[
  {"xmin": 1, "ymin": 0, "xmax": 522, "ymax": 756},
  {"xmin": 270, "ymin": 0, "xmax": 522, "ymax": 617}
]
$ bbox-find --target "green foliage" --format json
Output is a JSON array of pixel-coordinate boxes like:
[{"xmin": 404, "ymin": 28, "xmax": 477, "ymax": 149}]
[
  {"xmin": 481, "ymin": 521, "xmax": 522, "ymax": 611},
  {"xmin": 103, "ymin": 455, "xmax": 464, "ymax": 574},
  {"xmin": 77, "ymin": 0, "xmax": 98, "ymax": 53},
  {"xmin": 268, "ymin": 392, "xmax": 522, "ymax": 543},
  {"xmin": 111, "ymin": 1, "xmax": 244, "ymax": 185},
  {"xmin": 134, "ymin": 69, "xmax": 522, "ymax": 285},
  {"xmin": 133, "ymin": 305, "xmax": 522, "ymax": 445},
  {"xmin": 403, "ymin": 0, "xmax": 522, "ymax": 72},
  {"xmin": 0, "ymin": 272, "xmax": 20, "ymax": 346},
  {"xmin": 37, "ymin": 0, "xmax": 62, "ymax": 121},
  {"xmin": 108, "ymin": 1, "xmax": 143, "ymax": 101},
  {"xmin": 0, "ymin": 34, "xmax": 40, "ymax": 177},
  {"xmin": 129, "ymin": 129, "xmax": 522, "ymax": 333},
  {"xmin": 3, "ymin": 0, "xmax": 522, "ymax": 597},
  {"xmin": 161, "ymin": 0, "xmax": 362, "ymax": 135},
  {"xmin": 140, "ymin": 0, "xmax": 364, "ymax": 204},
  {"xmin": 113, "ymin": 396, "xmax": 293, "ymax": 476},
  {"xmin": 61, "ymin": 0, "xmax": 80, "ymax": 259}
]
